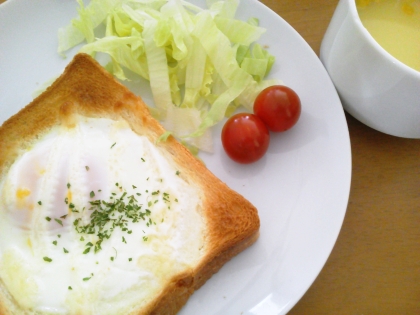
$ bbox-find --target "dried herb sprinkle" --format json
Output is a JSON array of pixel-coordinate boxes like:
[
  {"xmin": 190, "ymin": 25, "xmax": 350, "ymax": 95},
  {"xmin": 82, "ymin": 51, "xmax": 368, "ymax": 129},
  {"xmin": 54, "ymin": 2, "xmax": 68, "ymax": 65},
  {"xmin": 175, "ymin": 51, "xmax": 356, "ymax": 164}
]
[{"xmin": 71, "ymin": 185, "xmax": 162, "ymax": 254}]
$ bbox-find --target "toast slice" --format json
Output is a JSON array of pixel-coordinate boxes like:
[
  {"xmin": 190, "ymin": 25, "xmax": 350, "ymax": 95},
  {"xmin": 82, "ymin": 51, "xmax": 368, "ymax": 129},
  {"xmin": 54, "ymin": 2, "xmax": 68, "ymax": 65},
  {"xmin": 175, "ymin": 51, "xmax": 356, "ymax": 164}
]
[{"xmin": 0, "ymin": 53, "xmax": 260, "ymax": 315}]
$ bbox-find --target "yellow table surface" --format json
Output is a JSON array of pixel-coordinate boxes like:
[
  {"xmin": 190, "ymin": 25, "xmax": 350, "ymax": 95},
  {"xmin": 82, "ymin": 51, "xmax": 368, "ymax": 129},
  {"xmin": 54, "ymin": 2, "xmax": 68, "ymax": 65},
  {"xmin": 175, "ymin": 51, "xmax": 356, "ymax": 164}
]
[{"xmin": 1, "ymin": 0, "xmax": 419, "ymax": 313}]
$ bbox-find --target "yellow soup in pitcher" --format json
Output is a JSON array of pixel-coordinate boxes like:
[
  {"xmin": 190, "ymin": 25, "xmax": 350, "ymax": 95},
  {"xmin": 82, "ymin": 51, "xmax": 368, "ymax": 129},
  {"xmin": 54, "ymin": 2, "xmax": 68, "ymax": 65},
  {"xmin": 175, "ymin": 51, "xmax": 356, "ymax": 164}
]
[{"xmin": 356, "ymin": 0, "xmax": 420, "ymax": 72}]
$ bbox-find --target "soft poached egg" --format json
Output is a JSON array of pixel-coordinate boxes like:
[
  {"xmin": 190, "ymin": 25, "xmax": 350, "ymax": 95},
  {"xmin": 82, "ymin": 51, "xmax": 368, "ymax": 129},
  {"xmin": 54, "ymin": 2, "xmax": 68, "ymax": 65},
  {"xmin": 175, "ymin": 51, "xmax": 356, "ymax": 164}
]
[{"xmin": 0, "ymin": 116, "xmax": 205, "ymax": 314}]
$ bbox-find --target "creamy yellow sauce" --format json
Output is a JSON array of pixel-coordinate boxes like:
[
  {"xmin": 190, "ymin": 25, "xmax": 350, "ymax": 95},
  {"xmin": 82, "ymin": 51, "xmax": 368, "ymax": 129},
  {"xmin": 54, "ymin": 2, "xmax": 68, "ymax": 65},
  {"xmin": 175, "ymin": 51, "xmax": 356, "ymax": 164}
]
[{"xmin": 356, "ymin": 0, "xmax": 420, "ymax": 71}]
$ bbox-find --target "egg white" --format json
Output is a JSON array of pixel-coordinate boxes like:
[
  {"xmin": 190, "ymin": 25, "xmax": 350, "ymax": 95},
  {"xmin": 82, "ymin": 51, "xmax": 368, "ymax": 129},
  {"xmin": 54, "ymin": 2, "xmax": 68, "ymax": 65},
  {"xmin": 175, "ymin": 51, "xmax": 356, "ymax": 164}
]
[{"xmin": 0, "ymin": 117, "xmax": 205, "ymax": 314}]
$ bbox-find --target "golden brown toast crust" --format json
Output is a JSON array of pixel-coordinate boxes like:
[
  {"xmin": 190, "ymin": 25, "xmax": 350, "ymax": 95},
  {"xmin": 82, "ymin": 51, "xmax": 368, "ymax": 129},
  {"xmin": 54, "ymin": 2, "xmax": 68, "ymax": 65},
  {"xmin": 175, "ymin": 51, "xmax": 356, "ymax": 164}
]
[{"xmin": 0, "ymin": 53, "xmax": 260, "ymax": 315}]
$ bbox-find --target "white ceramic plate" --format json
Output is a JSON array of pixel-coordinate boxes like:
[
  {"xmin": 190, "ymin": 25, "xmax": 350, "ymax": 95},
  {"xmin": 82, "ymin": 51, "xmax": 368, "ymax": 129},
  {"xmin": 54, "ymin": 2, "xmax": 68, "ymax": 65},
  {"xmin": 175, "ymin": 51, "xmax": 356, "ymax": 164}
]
[{"xmin": 0, "ymin": 0, "xmax": 351, "ymax": 314}]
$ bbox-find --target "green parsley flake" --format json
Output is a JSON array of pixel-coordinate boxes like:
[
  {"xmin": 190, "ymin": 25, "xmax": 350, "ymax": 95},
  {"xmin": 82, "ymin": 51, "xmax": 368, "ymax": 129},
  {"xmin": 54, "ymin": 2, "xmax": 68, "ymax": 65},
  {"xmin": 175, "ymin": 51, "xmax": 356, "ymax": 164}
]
[
  {"xmin": 68, "ymin": 286, "xmax": 73, "ymax": 290},
  {"xmin": 45, "ymin": 217, "xmax": 51, "ymax": 222},
  {"xmin": 111, "ymin": 142, "xmax": 116, "ymax": 149},
  {"xmin": 129, "ymin": 258, "xmax": 132, "ymax": 261},
  {"xmin": 73, "ymin": 187, "xmax": 155, "ymax": 254},
  {"xmin": 43, "ymin": 257, "xmax": 52, "ymax": 262},
  {"xmin": 52, "ymin": 240, "xmax": 57, "ymax": 246},
  {"xmin": 67, "ymin": 183, "xmax": 71, "ymax": 189},
  {"xmin": 63, "ymin": 248, "xmax": 69, "ymax": 254},
  {"xmin": 85, "ymin": 166, "xmax": 90, "ymax": 171},
  {"xmin": 69, "ymin": 184, "xmax": 174, "ymax": 254},
  {"xmin": 54, "ymin": 218, "xmax": 63, "ymax": 226},
  {"xmin": 38, "ymin": 201, "xmax": 42, "ymax": 205}
]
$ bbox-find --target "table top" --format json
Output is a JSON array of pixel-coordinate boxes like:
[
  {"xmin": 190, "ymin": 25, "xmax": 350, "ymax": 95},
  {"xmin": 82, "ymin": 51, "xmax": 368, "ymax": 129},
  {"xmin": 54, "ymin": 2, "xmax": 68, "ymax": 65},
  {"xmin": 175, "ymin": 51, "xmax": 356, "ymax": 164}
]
[
  {"xmin": 260, "ymin": 0, "xmax": 420, "ymax": 314},
  {"xmin": 1, "ymin": 0, "xmax": 419, "ymax": 314}
]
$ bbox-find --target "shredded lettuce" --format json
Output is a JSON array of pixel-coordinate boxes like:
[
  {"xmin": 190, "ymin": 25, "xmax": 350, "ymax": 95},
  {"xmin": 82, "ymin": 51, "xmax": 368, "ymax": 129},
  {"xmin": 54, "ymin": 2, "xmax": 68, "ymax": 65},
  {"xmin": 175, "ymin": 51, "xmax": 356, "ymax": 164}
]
[
  {"xmin": 58, "ymin": 0, "xmax": 122, "ymax": 54},
  {"xmin": 58, "ymin": 0, "xmax": 281, "ymax": 153}
]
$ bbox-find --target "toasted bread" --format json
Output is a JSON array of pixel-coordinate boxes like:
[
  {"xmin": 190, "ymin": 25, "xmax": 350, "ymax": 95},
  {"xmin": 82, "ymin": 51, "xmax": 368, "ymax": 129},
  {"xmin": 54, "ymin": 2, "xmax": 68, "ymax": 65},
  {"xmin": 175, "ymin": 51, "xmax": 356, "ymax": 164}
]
[{"xmin": 0, "ymin": 53, "xmax": 260, "ymax": 315}]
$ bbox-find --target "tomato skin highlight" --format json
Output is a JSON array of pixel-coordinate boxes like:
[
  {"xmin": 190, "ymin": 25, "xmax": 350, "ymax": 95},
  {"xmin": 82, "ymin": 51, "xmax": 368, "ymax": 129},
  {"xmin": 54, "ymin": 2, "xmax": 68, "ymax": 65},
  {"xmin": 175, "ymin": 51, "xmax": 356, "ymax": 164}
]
[
  {"xmin": 221, "ymin": 113, "xmax": 270, "ymax": 164},
  {"xmin": 253, "ymin": 85, "xmax": 301, "ymax": 132}
]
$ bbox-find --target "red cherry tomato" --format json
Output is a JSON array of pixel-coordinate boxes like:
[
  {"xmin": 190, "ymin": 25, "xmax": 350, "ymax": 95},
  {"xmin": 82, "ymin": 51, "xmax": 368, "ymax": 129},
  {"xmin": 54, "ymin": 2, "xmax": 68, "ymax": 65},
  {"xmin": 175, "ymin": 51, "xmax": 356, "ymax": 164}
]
[
  {"xmin": 253, "ymin": 85, "xmax": 301, "ymax": 132},
  {"xmin": 221, "ymin": 113, "xmax": 270, "ymax": 164}
]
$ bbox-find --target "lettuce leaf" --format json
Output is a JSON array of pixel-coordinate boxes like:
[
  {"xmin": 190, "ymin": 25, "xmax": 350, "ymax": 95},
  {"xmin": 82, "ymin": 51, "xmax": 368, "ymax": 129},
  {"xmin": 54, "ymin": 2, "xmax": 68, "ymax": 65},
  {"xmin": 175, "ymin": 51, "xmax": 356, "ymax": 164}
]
[{"xmin": 58, "ymin": 0, "xmax": 281, "ymax": 153}]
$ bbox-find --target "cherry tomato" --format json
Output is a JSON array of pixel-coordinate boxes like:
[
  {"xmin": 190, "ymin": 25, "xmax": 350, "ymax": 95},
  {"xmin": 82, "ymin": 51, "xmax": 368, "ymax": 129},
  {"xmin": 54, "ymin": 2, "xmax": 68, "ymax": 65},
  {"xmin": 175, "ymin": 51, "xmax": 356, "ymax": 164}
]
[
  {"xmin": 253, "ymin": 85, "xmax": 301, "ymax": 132},
  {"xmin": 221, "ymin": 113, "xmax": 270, "ymax": 164}
]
